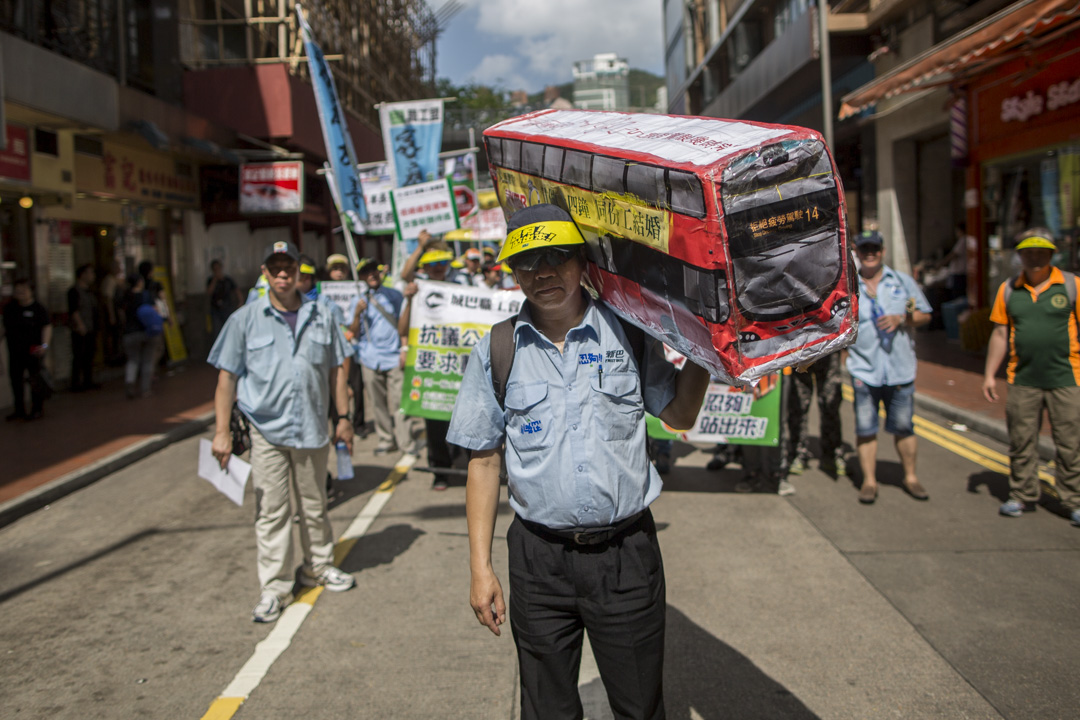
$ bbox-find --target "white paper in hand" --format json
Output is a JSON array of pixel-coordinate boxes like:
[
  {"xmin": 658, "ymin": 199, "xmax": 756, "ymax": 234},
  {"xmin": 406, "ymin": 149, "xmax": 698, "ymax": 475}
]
[{"xmin": 197, "ymin": 438, "xmax": 252, "ymax": 506}]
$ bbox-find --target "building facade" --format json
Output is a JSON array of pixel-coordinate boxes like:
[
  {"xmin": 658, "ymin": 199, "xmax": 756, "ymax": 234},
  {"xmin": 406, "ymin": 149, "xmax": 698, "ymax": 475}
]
[{"xmin": 573, "ymin": 53, "xmax": 631, "ymax": 110}]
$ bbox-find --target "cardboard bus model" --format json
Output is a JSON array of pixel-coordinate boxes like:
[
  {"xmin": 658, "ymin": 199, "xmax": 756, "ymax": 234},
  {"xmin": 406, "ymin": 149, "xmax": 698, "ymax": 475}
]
[{"xmin": 483, "ymin": 109, "xmax": 857, "ymax": 385}]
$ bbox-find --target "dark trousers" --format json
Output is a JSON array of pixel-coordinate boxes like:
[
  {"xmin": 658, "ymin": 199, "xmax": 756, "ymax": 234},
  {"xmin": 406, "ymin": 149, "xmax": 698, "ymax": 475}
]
[
  {"xmin": 787, "ymin": 351, "xmax": 843, "ymax": 463},
  {"xmin": 424, "ymin": 418, "xmax": 458, "ymax": 480},
  {"xmin": 509, "ymin": 510, "xmax": 666, "ymax": 720},
  {"xmin": 349, "ymin": 359, "xmax": 365, "ymax": 426},
  {"xmin": 8, "ymin": 353, "xmax": 45, "ymax": 415},
  {"xmin": 70, "ymin": 331, "xmax": 96, "ymax": 389}
]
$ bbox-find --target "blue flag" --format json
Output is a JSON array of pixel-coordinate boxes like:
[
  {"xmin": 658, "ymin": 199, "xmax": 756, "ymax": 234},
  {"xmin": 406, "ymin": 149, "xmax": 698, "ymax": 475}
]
[
  {"xmin": 379, "ymin": 100, "xmax": 445, "ymax": 188},
  {"xmin": 296, "ymin": 5, "xmax": 367, "ymax": 231}
]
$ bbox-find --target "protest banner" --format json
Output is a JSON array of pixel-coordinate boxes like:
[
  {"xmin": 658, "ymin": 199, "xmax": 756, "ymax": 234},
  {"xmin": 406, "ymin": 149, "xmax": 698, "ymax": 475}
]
[
  {"xmin": 296, "ymin": 6, "xmax": 367, "ymax": 234},
  {"xmin": 441, "ymin": 148, "xmax": 479, "ymax": 218},
  {"xmin": 317, "ymin": 280, "xmax": 361, "ymax": 323},
  {"xmin": 401, "ymin": 281, "xmax": 526, "ymax": 420},
  {"xmin": 646, "ymin": 374, "xmax": 782, "ymax": 446},
  {"xmin": 239, "ymin": 161, "xmax": 303, "ymax": 214},
  {"xmin": 358, "ymin": 163, "xmax": 396, "ymax": 235},
  {"xmin": 389, "ymin": 178, "xmax": 460, "ymax": 277},
  {"xmin": 483, "ymin": 109, "xmax": 857, "ymax": 386},
  {"xmin": 380, "ymin": 99, "xmax": 444, "ymax": 188}
]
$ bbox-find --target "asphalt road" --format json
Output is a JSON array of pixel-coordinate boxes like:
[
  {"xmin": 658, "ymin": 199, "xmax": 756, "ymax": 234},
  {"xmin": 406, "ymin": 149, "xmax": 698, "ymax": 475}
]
[{"xmin": 1, "ymin": 400, "xmax": 1078, "ymax": 719}]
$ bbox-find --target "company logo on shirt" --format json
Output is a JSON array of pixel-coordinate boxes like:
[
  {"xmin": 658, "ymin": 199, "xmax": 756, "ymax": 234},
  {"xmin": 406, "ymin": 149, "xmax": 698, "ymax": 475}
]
[
  {"xmin": 579, "ymin": 352, "xmax": 602, "ymax": 365},
  {"xmin": 521, "ymin": 419, "xmax": 542, "ymax": 434},
  {"xmin": 1052, "ymin": 294, "xmax": 1068, "ymax": 309}
]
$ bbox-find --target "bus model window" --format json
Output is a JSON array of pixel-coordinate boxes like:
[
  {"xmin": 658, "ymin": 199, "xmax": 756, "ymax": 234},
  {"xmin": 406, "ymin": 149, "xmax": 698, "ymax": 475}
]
[
  {"xmin": 669, "ymin": 170, "xmax": 706, "ymax": 219},
  {"xmin": 626, "ymin": 164, "xmax": 665, "ymax": 209},
  {"xmin": 503, "ymin": 139, "xmax": 522, "ymax": 171},
  {"xmin": 522, "ymin": 142, "xmax": 545, "ymax": 177},
  {"xmin": 562, "ymin": 150, "xmax": 592, "ymax": 188},
  {"xmin": 682, "ymin": 266, "xmax": 730, "ymax": 325},
  {"xmin": 593, "ymin": 155, "xmax": 626, "ymax": 195},
  {"xmin": 486, "ymin": 137, "xmax": 502, "ymax": 166},
  {"xmin": 543, "ymin": 147, "xmax": 564, "ymax": 182}
]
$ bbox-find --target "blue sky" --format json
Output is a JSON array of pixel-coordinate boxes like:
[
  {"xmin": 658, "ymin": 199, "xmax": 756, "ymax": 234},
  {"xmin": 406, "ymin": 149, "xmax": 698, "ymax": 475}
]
[{"xmin": 434, "ymin": 0, "xmax": 666, "ymax": 94}]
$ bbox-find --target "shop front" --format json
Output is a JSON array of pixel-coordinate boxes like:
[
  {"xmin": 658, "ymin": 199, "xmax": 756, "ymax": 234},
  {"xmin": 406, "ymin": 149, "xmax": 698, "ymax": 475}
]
[
  {"xmin": 967, "ymin": 36, "xmax": 1080, "ymax": 306},
  {"xmin": 0, "ymin": 122, "xmax": 34, "ymax": 299}
]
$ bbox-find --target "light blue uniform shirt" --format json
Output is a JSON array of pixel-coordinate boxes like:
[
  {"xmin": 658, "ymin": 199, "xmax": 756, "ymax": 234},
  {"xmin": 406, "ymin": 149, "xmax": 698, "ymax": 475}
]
[
  {"xmin": 208, "ymin": 294, "xmax": 349, "ymax": 449},
  {"xmin": 447, "ymin": 297, "xmax": 679, "ymax": 530},
  {"xmin": 351, "ymin": 286, "xmax": 404, "ymax": 371},
  {"xmin": 846, "ymin": 265, "xmax": 931, "ymax": 387}
]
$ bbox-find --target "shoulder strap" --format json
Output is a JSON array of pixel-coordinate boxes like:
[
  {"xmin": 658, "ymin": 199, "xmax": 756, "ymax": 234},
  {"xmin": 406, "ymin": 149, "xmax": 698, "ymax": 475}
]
[
  {"xmin": 490, "ymin": 314, "xmax": 519, "ymax": 410},
  {"xmin": 1064, "ymin": 271, "xmax": 1079, "ymax": 326}
]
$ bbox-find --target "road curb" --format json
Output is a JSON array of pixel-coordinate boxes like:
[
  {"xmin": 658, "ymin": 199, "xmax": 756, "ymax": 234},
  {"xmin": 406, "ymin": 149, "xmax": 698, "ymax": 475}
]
[
  {"xmin": 0, "ymin": 411, "xmax": 215, "ymax": 530},
  {"xmin": 913, "ymin": 392, "xmax": 1055, "ymax": 462}
]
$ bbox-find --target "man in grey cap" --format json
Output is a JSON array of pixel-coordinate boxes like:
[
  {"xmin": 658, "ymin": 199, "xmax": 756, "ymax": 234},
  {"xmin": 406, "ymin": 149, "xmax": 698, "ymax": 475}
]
[{"xmin": 209, "ymin": 240, "xmax": 357, "ymax": 623}]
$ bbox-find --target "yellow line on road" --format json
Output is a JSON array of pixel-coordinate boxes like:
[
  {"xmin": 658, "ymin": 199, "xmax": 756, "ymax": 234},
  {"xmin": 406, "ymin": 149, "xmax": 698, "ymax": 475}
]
[
  {"xmin": 839, "ymin": 385, "xmax": 1054, "ymax": 481},
  {"xmin": 198, "ymin": 453, "xmax": 417, "ymax": 720}
]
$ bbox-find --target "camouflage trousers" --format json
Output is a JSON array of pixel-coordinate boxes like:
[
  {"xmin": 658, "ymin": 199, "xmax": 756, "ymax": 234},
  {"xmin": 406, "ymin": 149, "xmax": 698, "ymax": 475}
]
[{"xmin": 787, "ymin": 351, "xmax": 844, "ymax": 463}]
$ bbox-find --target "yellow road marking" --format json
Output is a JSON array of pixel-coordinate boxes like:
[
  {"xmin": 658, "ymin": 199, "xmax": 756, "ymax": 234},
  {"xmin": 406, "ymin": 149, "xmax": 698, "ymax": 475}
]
[
  {"xmin": 840, "ymin": 385, "xmax": 1054, "ymax": 481},
  {"xmin": 199, "ymin": 453, "xmax": 417, "ymax": 720}
]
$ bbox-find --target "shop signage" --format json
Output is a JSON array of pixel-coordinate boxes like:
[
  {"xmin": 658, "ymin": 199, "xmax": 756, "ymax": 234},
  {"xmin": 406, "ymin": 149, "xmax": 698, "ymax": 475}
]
[
  {"xmin": 239, "ymin": 161, "xmax": 304, "ymax": 214},
  {"xmin": 973, "ymin": 40, "xmax": 1080, "ymax": 146},
  {"xmin": 0, "ymin": 124, "xmax": 30, "ymax": 183},
  {"xmin": 75, "ymin": 140, "xmax": 198, "ymax": 208},
  {"xmin": 1000, "ymin": 77, "xmax": 1080, "ymax": 123}
]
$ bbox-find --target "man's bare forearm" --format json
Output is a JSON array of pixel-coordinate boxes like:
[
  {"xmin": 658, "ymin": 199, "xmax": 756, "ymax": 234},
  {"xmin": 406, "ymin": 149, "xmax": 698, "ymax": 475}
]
[
  {"xmin": 466, "ymin": 450, "xmax": 503, "ymax": 570},
  {"xmin": 214, "ymin": 370, "xmax": 238, "ymax": 435},
  {"xmin": 658, "ymin": 361, "xmax": 710, "ymax": 431}
]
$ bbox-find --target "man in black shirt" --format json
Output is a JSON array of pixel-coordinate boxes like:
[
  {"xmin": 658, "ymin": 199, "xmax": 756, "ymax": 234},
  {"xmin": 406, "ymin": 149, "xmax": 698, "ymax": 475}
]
[
  {"xmin": 207, "ymin": 259, "xmax": 241, "ymax": 345},
  {"xmin": 2, "ymin": 278, "xmax": 53, "ymax": 420},
  {"xmin": 68, "ymin": 263, "xmax": 99, "ymax": 391}
]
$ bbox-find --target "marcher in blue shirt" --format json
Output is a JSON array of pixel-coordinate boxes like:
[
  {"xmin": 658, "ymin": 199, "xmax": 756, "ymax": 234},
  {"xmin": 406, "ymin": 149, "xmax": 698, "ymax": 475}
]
[
  {"xmin": 847, "ymin": 230, "xmax": 932, "ymax": 505},
  {"xmin": 348, "ymin": 256, "xmax": 419, "ymax": 456},
  {"xmin": 448, "ymin": 205, "xmax": 710, "ymax": 720},
  {"xmin": 209, "ymin": 241, "xmax": 357, "ymax": 623}
]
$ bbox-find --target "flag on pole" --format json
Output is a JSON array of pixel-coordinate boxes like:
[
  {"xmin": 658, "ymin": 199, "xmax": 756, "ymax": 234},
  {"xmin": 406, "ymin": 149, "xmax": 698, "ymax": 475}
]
[
  {"xmin": 296, "ymin": 4, "xmax": 367, "ymax": 232},
  {"xmin": 379, "ymin": 100, "xmax": 445, "ymax": 187}
]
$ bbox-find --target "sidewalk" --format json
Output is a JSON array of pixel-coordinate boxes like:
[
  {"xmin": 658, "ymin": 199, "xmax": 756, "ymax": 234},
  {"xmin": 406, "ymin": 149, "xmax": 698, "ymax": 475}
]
[{"xmin": 0, "ymin": 362, "xmax": 218, "ymax": 525}]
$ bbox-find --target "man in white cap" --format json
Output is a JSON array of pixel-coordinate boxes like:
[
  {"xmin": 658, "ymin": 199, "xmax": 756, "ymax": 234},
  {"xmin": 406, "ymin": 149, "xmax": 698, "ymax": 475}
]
[
  {"xmin": 209, "ymin": 240, "xmax": 357, "ymax": 623},
  {"xmin": 984, "ymin": 228, "xmax": 1080, "ymax": 525}
]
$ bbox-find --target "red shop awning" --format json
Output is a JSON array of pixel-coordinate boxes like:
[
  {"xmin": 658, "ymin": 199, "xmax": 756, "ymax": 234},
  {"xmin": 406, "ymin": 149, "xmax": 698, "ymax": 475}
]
[{"xmin": 838, "ymin": 0, "xmax": 1080, "ymax": 119}]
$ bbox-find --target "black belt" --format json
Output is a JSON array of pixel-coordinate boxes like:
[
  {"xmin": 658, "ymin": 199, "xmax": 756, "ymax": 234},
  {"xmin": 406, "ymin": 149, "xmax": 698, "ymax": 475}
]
[{"xmin": 520, "ymin": 510, "xmax": 647, "ymax": 547}]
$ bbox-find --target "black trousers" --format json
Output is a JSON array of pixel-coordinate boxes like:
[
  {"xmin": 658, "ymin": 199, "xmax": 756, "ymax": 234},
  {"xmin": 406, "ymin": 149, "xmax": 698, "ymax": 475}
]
[
  {"xmin": 508, "ymin": 510, "xmax": 666, "ymax": 720},
  {"xmin": 70, "ymin": 331, "xmax": 96, "ymax": 389},
  {"xmin": 8, "ymin": 353, "xmax": 45, "ymax": 415},
  {"xmin": 424, "ymin": 418, "xmax": 458, "ymax": 480}
]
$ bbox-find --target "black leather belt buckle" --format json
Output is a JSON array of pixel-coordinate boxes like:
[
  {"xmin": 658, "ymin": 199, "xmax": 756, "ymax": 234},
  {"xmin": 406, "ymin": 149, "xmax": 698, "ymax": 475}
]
[{"xmin": 572, "ymin": 529, "xmax": 612, "ymax": 545}]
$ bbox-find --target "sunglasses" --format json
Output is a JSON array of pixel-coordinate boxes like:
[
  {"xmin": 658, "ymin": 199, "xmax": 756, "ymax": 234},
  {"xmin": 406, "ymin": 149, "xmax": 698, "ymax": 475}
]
[
  {"xmin": 265, "ymin": 260, "xmax": 297, "ymax": 276},
  {"xmin": 425, "ymin": 261, "xmax": 449, "ymax": 269},
  {"xmin": 506, "ymin": 247, "xmax": 574, "ymax": 273}
]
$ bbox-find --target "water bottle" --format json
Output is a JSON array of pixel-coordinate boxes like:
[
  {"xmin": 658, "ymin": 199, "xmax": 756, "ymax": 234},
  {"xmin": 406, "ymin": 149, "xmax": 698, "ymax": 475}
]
[
  {"xmin": 871, "ymin": 299, "xmax": 894, "ymax": 352},
  {"xmin": 335, "ymin": 441, "xmax": 354, "ymax": 480}
]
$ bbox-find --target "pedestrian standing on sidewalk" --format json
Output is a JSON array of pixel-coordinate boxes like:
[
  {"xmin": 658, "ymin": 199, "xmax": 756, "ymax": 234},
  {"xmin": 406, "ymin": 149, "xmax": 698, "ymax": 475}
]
[
  {"xmin": 120, "ymin": 274, "xmax": 164, "ymax": 399},
  {"xmin": 449, "ymin": 205, "xmax": 710, "ymax": 720},
  {"xmin": 68, "ymin": 264, "xmax": 99, "ymax": 392},
  {"xmin": 983, "ymin": 229, "xmax": 1080, "ymax": 526},
  {"xmin": 206, "ymin": 259, "xmax": 241, "ymax": 346},
  {"xmin": 847, "ymin": 230, "xmax": 933, "ymax": 504},
  {"xmin": 209, "ymin": 241, "xmax": 357, "ymax": 623},
  {"xmin": 2, "ymin": 278, "xmax": 52, "ymax": 421}
]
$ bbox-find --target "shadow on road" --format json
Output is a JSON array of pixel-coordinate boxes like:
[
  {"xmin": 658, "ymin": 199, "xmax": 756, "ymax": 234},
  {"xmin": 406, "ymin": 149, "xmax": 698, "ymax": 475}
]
[
  {"xmin": 327, "ymin": 464, "xmax": 396, "ymax": 509},
  {"xmin": 967, "ymin": 470, "xmax": 1010, "ymax": 501},
  {"xmin": 664, "ymin": 605, "xmax": 818, "ymax": 719},
  {"xmin": 339, "ymin": 523, "xmax": 425, "ymax": 574}
]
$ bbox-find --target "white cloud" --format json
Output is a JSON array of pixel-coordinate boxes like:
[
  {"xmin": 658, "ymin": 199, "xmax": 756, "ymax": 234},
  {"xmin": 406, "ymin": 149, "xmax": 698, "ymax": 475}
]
[
  {"xmin": 466, "ymin": 53, "xmax": 531, "ymax": 90},
  {"xmin": 451, "ymin": 0, "xmax": 664, "ymax": 89}
]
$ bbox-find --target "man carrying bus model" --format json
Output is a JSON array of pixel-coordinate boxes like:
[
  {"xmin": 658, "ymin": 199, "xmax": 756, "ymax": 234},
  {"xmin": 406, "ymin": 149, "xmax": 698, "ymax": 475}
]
[{"xmin": 448, "ymin": 205, "xmax": 710, "ymax": 719}]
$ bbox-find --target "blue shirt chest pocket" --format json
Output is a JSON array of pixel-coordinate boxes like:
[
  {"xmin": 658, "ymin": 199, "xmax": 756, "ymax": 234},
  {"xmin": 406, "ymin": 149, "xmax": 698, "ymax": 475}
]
[
  {"xmin": 504, "ymin": 381, "xmax": 553, "ymax": 451},
  {"xmin": 245, "ymin": 333, "xmax": 276, "ymax": 375},
  {"xmin": 590, "ymin": 372, "xmax": 642, "ymax": 441},
  {"xmin": 303, "ymin": 324, "xmax": 333, "ymax": 367}
]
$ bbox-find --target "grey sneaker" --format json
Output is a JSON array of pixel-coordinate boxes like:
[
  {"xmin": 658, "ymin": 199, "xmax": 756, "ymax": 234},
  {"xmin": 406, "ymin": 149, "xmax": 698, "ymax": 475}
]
[
  {"xmin": 999, "ymin": 500, "xmax": 1027, "ymax": 517},
  {"xmin": 1072, "ymin": 509, "xmax": 1080, "ymax": 527},
  {"xmin": 299, "ymin": 565, "xmax": 356, "ymax": 592},
  {"xmin": 252, "ymin": 592, "xmax": 292, "ymax": 623},
  {"xmin": 778, "ymin": 479, "xmax": 796, "ymax": 496},
  {"xmin": 788, "ymin": 457, "xmax": 806, "ymax": 476}
]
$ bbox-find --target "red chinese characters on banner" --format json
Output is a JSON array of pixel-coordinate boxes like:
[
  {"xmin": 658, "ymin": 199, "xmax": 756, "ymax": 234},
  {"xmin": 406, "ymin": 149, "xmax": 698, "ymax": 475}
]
[{"xmin": 0, "ymin": 125, "xmax": 31, "ymax": 183}]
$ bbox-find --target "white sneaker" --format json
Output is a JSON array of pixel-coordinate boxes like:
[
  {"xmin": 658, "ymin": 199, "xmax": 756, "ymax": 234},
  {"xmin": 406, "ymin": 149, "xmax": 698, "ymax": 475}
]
[
  {"xmin": 778, "ymin": 479, "xmax": 796, "ymax": 496},
  {"xmin": 299, "ymin": 565, "xmax": 356, "ymax": 592},
  {"xmin": 252, "ymin": 591, "xmax": 292, "ymax": 623}
]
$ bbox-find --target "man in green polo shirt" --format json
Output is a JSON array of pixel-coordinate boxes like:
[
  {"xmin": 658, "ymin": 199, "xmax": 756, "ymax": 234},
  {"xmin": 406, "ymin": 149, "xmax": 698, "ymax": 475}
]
[{"xmin": 983, "ymin": 228, "xmax": 1080, "ymax": 525}]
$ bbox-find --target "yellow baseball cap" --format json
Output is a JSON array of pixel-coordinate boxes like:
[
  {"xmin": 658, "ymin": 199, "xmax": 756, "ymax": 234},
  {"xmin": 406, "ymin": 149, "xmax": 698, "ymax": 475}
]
[
  {"xmin": 497, "ymin": 204, "xmax": 585, "ymax": 264},
  {"xmin": 419, "ymin": 249, "xmax": 455, "ymax": 266},
  {"xmin": 1015, "ymin": 235, "xmax": 1056, "ymax": 251},
  {"xmin": 326, "ymin": 253, "xmax": 349, "ymax": 267}
]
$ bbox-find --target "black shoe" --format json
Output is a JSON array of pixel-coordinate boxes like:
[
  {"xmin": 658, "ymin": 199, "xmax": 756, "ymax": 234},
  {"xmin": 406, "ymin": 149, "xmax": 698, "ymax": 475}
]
[
  {"xmin": 6, "ymin": 411, "xmax": 27, "ymax": 422},
  {"xmin": 706, "ymin": 456, "xmax": 727, "ymax": 471},
  {"xmin": 655, "ymin": 454, "xmax": 671, "ymax": 475},
  {"xmin": 27, "ymin": 410, "xmax": 43, "ymax": 421},
  {"xmin": 432, "ymin": 478, "xmax": 449, "ymax": 491}
]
